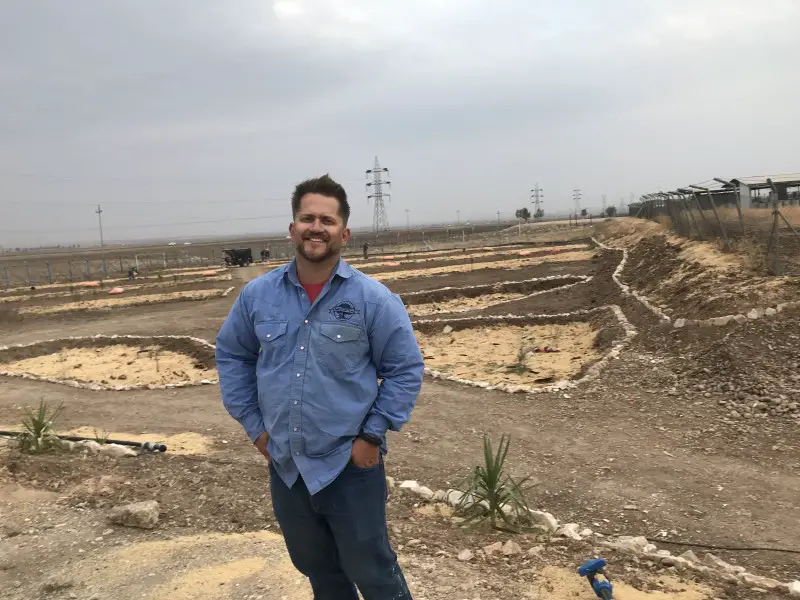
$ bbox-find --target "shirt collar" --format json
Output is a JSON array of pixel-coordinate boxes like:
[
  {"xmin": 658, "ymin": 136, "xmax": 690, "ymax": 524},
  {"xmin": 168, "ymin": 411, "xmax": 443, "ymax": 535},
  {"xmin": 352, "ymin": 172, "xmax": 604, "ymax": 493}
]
[{"xmin": 284, "ymin": 256, "xmax": 352, "ymax": 285}]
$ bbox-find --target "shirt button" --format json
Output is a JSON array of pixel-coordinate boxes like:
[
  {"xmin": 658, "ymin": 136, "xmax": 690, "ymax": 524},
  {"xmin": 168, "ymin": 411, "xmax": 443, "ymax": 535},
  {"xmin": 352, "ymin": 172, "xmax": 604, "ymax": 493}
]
[
  {"xmin": 293, "ymin": 427, "xmax": 298, "ymax": 432},
  {"xmin": 304, "ymin": 320, "xmax": 309, "ymax": 324},
  {"xmin": 296, "ymin": 373, "xmax": 301, "ymax": 377},
  {"xmin": 295, "ymin": 451, "xmax": 299, "ymax": 456},
  {"xmin": 293, "ymin": 400, "xmax": 298, "ymax": 405},
  {"xmin": 266, "ymin": 334, "xmax": 271, "ymax": 338},
  {"xmin": 336, "ymin": 334, "xmax": 341, "ymax": 339},
  {"xmin": 300, "ymin": 346, "xmax": 305, "ymax": 350}
]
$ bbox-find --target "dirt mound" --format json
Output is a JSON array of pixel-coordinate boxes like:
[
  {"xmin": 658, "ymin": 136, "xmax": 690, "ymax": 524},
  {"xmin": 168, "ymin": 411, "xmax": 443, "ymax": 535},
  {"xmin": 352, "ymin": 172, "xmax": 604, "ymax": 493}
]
[
  {"xmin": 674, "ymin": 310, "xmax": 800, "ymax": 420},
  {"xmin": 595, "ymin": 219, "xmax": 800, "ymax": 319}
]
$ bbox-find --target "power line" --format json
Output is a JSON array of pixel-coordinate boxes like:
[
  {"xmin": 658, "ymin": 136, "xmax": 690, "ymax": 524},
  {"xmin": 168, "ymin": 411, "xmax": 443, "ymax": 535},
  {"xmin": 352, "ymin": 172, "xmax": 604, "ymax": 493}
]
[
  {"xmin": 366, "ymin": 156, "xmax": 391, "ymax": 232},
  {"xmin": 573, "ymin": 188, "xmax": 582, "ymax": 216},
  {"xmin": 95, "ymin": 205, "xmax": 104, "ymax": 248},
  {"xmin": 530, "ymin": 183, "xmax": 544, "ymax": 220},
  {"xmin": 1, "ymin": 196, "xmax": 290, "ymax": 206}
]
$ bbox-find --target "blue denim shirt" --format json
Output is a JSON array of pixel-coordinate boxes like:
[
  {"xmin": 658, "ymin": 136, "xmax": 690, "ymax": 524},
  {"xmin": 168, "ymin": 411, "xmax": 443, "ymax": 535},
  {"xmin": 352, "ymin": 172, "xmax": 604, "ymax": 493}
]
[{"xmin": 216, "ymin": 258, "xmax": 424, "ymax": 495}]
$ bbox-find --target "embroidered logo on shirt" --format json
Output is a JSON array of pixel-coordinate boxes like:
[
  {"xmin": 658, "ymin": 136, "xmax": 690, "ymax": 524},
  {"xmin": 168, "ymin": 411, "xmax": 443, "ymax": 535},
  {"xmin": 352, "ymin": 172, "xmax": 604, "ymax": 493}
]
[{"xmin": 329, "ymin": 301, "xmax": 360, "ymax": 322}]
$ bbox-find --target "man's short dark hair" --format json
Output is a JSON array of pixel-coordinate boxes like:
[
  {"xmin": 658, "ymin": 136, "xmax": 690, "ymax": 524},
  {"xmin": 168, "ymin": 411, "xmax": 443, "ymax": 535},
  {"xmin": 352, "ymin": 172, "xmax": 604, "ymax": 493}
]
[{"xmin": 291, "ymin": 174, "xmax": 350, "ymax": 224}]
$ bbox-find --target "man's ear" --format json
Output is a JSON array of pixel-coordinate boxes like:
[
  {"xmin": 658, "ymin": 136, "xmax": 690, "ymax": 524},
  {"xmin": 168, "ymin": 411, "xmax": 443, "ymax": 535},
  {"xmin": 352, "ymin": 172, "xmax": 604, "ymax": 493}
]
[
  {"xmin": 342, "ymin": 226, "xmax": 351, "ymax": 244},
  {"xmin": 289, "ymin": 222, "xmax": 296, "ymax": 237}
]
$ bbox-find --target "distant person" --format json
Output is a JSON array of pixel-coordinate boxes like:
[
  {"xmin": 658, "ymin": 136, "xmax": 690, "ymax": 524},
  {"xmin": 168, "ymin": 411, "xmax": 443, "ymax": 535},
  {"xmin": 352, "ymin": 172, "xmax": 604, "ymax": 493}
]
[
  {"xmin": 362, "ymin": 241, "xmax": 369, "ymax": 259},
  {"xmin": 216, "ymin": 174, "xmax": 424, "ymax": 599}
]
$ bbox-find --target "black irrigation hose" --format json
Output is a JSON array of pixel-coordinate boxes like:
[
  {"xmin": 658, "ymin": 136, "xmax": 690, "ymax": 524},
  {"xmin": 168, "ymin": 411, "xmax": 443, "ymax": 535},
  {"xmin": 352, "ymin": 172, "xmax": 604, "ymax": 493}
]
[
  {"xmin": 595, "ymin": 531, "xmax": 800, "ymax": 555},
  {"xmin": 0, "ymin": 430, "xmax": 167, "ymax": 452}
]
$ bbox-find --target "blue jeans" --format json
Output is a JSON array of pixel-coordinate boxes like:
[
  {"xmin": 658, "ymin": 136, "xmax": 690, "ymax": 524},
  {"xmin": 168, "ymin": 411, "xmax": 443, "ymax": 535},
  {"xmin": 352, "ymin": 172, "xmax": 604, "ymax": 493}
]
[{"xmin": 270, "ymin": 459, "xmax": 412, "ymax": 600}]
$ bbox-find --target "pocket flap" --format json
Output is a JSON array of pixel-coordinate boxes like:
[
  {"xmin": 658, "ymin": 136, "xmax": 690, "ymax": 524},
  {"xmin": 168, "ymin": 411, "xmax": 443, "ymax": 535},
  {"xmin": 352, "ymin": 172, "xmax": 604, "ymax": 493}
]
[
  {"xmin": 255, "ymin": 321, "xmax": 288, "ymax": 343},
  {"xmin": 320, "ymin": 323, "xmax": 363, "ymax": 343}
]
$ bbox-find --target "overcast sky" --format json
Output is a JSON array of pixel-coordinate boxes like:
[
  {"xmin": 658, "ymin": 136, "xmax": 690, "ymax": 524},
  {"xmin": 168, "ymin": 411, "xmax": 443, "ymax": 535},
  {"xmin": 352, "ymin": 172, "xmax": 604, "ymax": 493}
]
[{"xmin": 1, "ymin": 0, "xmax": 799, "ymax": 247}]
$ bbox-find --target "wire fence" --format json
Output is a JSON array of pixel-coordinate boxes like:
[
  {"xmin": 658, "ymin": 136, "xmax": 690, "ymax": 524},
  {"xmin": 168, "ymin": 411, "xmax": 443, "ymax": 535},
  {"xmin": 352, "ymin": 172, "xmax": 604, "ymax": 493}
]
[
  {"xmin": 632, "ymin": 196, "xmax": 800, "ymax": 276},
  {"xmin": 1, "ymin": 225, "xmax": 514, "ymax": 290}
]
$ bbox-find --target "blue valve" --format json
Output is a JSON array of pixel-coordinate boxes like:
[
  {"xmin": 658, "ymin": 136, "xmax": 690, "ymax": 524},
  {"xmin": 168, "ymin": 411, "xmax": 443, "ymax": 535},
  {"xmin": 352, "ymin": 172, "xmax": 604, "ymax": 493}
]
[{"xmin": 578, "ymin": 558, "xmax": 614, "ymax": 600}]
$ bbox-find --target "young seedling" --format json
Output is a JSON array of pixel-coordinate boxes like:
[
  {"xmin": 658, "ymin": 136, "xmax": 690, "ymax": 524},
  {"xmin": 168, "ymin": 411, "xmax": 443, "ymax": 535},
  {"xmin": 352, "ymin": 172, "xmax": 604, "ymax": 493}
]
[
  {"xmin": 17, "ymin": 400, "xmax": 65, "ymax": 454},
  {"xmin": 452, "ymin": 434, "xmax": 535, "ymax": 532},
  {"xmin": 93, "ymin": 427, "xmax": 109, "ymax": 445},
  {"xmin": 508, "ymin": 337, "xmax": 532, "ymax": 374}
]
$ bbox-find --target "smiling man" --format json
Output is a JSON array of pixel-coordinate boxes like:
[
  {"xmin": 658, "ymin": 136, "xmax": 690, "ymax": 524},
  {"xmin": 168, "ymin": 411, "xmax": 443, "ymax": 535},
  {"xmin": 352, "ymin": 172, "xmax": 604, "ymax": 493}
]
[{"xmin": 216, "ymin": 174, "xmax": 424, "ymax": 600}]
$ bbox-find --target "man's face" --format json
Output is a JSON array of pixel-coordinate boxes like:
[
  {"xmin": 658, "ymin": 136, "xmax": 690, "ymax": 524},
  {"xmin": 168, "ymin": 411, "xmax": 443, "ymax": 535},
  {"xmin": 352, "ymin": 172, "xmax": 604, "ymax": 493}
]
[{"xmin": 289, "ymin": 193, "xmax": 350, "ymax": 264}]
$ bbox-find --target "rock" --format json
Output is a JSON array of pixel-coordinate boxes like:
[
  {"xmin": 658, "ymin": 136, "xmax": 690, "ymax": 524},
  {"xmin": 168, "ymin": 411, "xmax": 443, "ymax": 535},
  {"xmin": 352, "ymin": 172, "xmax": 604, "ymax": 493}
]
[
  {"xmin": 527, "ymin": 546, "xmax": 544, "ymax": 556},
  {"xmin": 702, "ymin": 553, "xmax": 744, "ymax": 574},
  {"xmin": 642, "ymin": 544, "xmax": 658, "ymax": 554},
  {"xmin": 733, "ymin": 314, "xmax": 748, "ymax": 324},
  {"xmin": 527, "ymin": 509, "xmax": 559, "ymax": 532},
  {"xmin": 673, "ymin": 318, "xmax": 686, "ymax": 329},
  {"xmin": 679, "ymin": 550, "xmax": 700, "ymax": 563},
  {"xmin": 445, "ymin": 489, "xmax": 474, "ymax": 509},
  {"xmin": 385, "ymin": 476, "xmax": 395, "ymax": 488},
  {"xmin": 399, "ymin": 480, "xmax": 419, "ymax": 490},
  {"xmin": 432, "ymin": 490, "xmax": 447, "ymax": 502},
  {"xmin": 442, "ymin": 325, "xmax": 453, "ymax": 334},
  {"xmin": 788, "ymin": 580, "xmax": 800, "ymax": 596},
  {"xmin": 77, "ymin": 440, "xmax": 104, "ymax": 454},
  {"xmin": 765, "ymin": 307, "xmax": 778, "ymax": 317},
  {"xmin": 712, "ymin": 316, "xmax": 732, "ymax": 327},
  {"xmin": 661, "ymin": 556, "xmax": 687, "ymax": 569},
  {"xmin": 99, "ymin": 444, "xmax": 137, "ymax": 458},
  {"xmin": 579, "ymin": 528, "xmax": 593, "ymax": 538},
  {"xmin": 610, "ymin": 535, "xmax": 650, "ymax": 554},
  {"xmin": 457, "ymin": 549, "xmax": 474, "ymax": 562},
  {"xmin": 108, "ymin": 500, "xmax": 160, "ymax": 529},
  {"xmin": 555, "ymin": 523, "xmax": 582, "ymax": 541},
  {"xmin": 411, "ymin": 486, "xmax": 434, "ymax": 501},
  {"xmin": 483, "ymin": 541, "xmax": 503, "ymax": 557},
  {"xmin": 747, "ymin": 309, "xmax": 760, "ymax": 320},
  {"xmin": 502, "ymin": 540, "xmax": 522, "ymax": 556},
  {"xmin": 740, "ymin": 573, "xmax": 782, "ymax": 590}
]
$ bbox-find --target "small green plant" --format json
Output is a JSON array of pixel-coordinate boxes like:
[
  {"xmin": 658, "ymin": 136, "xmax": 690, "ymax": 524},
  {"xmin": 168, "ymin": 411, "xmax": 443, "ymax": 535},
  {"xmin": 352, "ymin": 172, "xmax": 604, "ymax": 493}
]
[
  {"xmin": 93, "ymin": 428, "xmax": 109, "ymax": 444},
  {"xmin": 453, "ymin": 434, "xmax": 534, "ymax": 532},
  {"xmin": 508, "ymin": 338, "xmax": 531, "ymax": 374},
  {"xmin": 17, "ymin": 400, "xmax": 65, "ymax": 454}
]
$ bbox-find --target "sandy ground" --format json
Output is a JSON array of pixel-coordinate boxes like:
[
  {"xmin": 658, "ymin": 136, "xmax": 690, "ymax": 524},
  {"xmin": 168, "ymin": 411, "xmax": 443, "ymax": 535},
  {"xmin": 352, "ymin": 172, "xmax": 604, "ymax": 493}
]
[
  {"xmin": 1, "ymin": 344, "xmax": 216, "ymax": 385},
  {"xmin": 356, "ymin": 243, "xmax": 590, "ymax": 269},
  {"xmin": 373, "ymin": 250, "xmax": 596, "ymax": 282},
  {"xmin": 0, "ymin": 275, "xmax": 233, "ymax": 304},
  {"xmin": 406, "ymin": 292, "xmax": 528, "ymax": 316},
  {"xmin": 415, "ymin": 323, "xmax": 601, "ymax": 386},
  {"xmin": 536, "ymin": 566, "xmax": 714, "ymax": 599},
  {"xmin": 18, "ymin": 288, "xmax": 231, "ymax": 315}
]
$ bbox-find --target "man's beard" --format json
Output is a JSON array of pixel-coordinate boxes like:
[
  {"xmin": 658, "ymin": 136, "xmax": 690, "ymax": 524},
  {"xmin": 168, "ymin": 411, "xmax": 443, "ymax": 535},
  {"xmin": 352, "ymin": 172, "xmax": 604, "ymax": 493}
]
[{"xmin": 296, "ymin": 238, "xmax": 338, "ymax": 263}]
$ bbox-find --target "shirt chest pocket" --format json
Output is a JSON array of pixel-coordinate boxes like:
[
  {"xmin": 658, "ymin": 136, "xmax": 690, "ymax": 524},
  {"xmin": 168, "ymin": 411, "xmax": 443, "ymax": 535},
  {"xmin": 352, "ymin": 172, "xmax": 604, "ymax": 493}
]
[
  {"xmin": 254, "ymin": 320, "xmax": 289, "ymax": 362},
  {"xmin": 317, "ymin": 322, "xmax": 367, "ymax": 372}
]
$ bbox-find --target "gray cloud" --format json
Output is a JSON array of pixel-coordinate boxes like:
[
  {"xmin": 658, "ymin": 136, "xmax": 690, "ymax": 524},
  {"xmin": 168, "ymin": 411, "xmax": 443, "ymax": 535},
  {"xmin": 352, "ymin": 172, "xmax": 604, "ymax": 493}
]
[{"xmin": 1, "ymin": 0, "xmax": 799, "ymax": 246}]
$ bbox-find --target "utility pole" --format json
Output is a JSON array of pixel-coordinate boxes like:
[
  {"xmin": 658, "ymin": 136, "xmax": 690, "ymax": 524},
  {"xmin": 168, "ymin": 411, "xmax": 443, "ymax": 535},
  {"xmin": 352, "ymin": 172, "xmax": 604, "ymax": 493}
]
[
  {"xmin": 496, "ymin": 209, "xmax": 500, "ymax": 223},
  {"xmin": 366, "ymin": 156, "xmax": 391, "ymax": 232},
  {"xmin": 457, "ymin": 210, "xmax": 460, "ymax": 224},
  {"xmin": 601, "ymin": 194, "xmax": 607, "ymax": 216},
  {"xmin": 405, "ymin": 208, "xmax": 410, "ymax": 231},
  {"xmin": 573, "ymin": 188, "xmax": 582, "ymax": 217},
  {"xmin": 531, "ymin": 183, "xmax": 544, "ymax": 220},
  {"xmin": 95, "ymin": 204, "xmax": 104, "ymax": 248}
]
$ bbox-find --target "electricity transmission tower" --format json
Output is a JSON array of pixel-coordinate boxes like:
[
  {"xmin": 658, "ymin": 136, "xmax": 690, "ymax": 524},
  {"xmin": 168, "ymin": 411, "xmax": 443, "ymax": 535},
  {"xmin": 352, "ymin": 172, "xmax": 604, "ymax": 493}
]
[
  {"xmin": 366, "ymin": 156, "xmax": 391, "ymax": 232},
  {"xmin": 531, "ymin": 183, "xmax": 544, "ymax": 219},
  {"xmin": 601, "ymin": 194, "xmax": 607, "ymax": 216},
  {"xmin": 95, "ymin": 204, "xmax": 104, "ymax": 247},
  {"xmin": 573, "ymin": 188, "xmax": 582, "ymax": 216}
]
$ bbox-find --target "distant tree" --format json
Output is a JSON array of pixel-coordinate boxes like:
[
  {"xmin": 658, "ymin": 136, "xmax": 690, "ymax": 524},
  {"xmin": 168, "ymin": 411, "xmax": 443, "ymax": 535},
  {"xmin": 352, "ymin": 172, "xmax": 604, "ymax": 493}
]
[
  {"xmin": 534, "ymin": 208, "xmax": 544, "ymax": 220},
  {"xmin": 515, "ymin": 207, "xmax": 531, "ymax": 223},
  {"xmin": 605, "ymin": 206, "xmax": 617, "ymax": 217},
  {"xmin": 580, "ymin": 208, "xmax": 588, "ymax": 218}
]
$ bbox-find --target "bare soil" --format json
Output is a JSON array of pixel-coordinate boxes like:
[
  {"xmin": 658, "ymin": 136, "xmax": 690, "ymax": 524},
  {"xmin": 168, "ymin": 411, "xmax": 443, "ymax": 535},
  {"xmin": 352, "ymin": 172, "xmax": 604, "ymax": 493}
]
[
  {"xmin": 406, "ymin": 292, "xmax": 528, "ymax": 316},
  {"xmin": 17, "ymin": 287, "xmax": 232, "ymax": 316},
  {"xmin": 415, "ymin": 323, "xmax": 601, "ymax": 386},
  {"xmin": 1, "ymin": 344, "xmax": 217, "ymax": 386},
  {"xmin": 0, "ymin": 237, "xmax": 797, "ymax": 599}
]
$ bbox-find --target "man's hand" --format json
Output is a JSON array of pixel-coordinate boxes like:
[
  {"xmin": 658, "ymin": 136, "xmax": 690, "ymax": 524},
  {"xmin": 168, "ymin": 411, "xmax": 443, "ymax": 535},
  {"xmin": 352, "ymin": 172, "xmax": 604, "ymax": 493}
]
[
  {"xmin": 253, "ymin": 432, "xmax": 271, "ymax": 463},
  {"xmin": 351, "ymin": 437, "xmax": 380, "ymax": 468}
]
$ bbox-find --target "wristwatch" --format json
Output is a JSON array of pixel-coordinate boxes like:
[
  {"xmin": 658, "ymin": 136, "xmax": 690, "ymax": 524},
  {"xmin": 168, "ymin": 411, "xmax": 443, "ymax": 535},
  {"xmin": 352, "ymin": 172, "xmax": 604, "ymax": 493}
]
[{"xmin": 357, "ymin": 432, "xmax": 382, "ymax": 446}]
